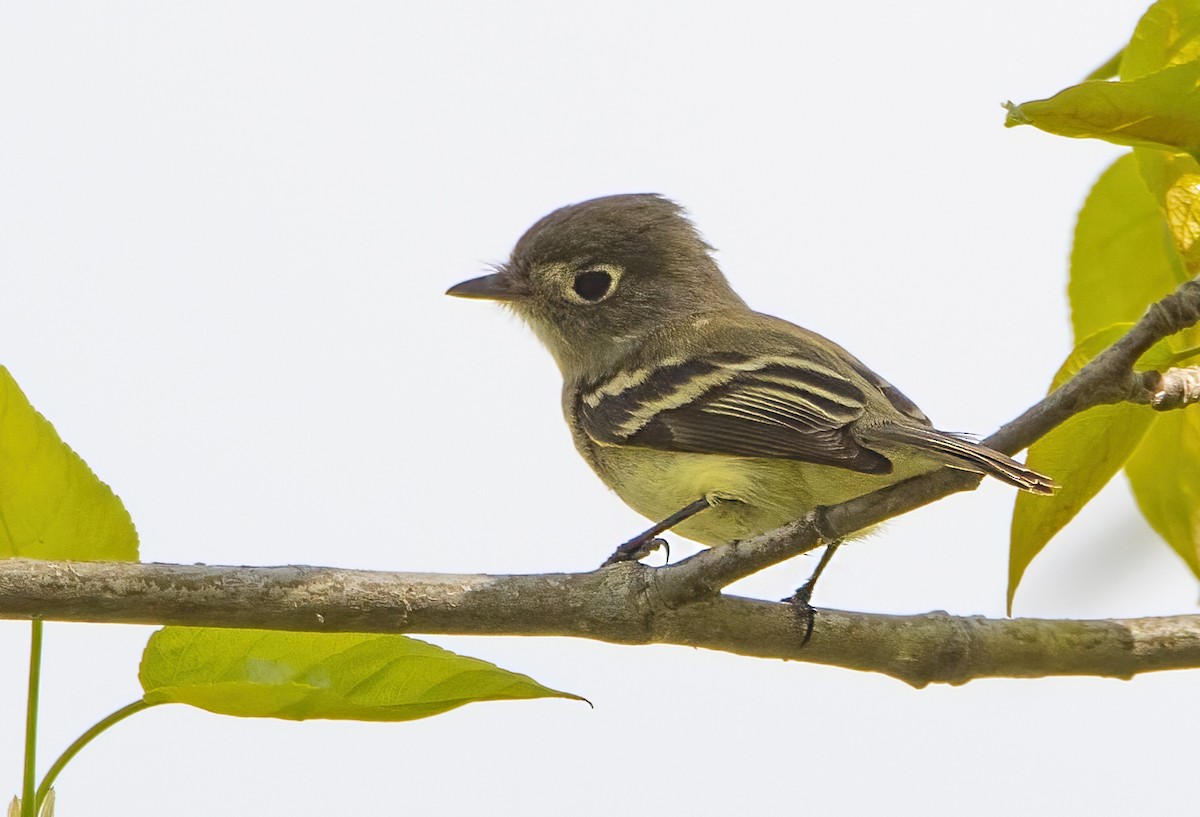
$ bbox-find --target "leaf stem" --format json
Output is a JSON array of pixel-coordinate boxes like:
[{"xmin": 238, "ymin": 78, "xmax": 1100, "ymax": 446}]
[
  {"xmin": 34, "ymin": 700, "xmax": 156, "ymax": 812},
  {"xmin": 21, "ymin": 621, "xmax": 43, "ymax": 817}
]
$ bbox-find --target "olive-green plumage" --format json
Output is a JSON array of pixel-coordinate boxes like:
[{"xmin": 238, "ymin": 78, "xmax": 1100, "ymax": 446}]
[{"xmin": 448, "ymin": 194, "xmax": 1056, "ymax": 546}]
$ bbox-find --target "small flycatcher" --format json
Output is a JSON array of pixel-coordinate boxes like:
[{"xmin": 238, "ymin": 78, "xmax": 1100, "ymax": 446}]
[{"xmin": 448, "ymin": 194, "xmax": 1056, "ymax": 565}]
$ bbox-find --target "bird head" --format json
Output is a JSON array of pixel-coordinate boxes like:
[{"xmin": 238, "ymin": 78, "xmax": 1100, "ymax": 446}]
[{"xmin": 447, "ymin": 194, "xmax": 744, "ymax": 377}]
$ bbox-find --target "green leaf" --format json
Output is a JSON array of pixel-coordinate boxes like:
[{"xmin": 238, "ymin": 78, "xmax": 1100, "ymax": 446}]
[
  {"xmin": 139, "ymin": 627, "xmax": 586, "ymax": 721},
  {"xmin": 1134, "ymin": 148, "xmax": 1200, "ymax": 279},
  {"xmin": 1125, "ymin": 410, "xmax": 1200, "ymax": 575},
  {"xmin": 1119, "ymin": 147, "xmax": 1200, "ymax": 579},
  {"xmin": 0, "ymin": 367, "xmax": 138, "ymax": 561},
  {"xmin": 8, "ymin": 788, "xmax": 54, "ymax": 817},
  {"xmin": 1055, "ymin": 105, "xmax": 1200, "ymax": 597},
  {"xmin": 1122, "ymin": 0, "xmax": 1200, "ymax": 81},
  {"xmin": 1069, "ymin": 153, "xmax": 1188, "ymax": 341},
  {"xmin": 1003, "ymin": 61, "xmax": 1200, "ymax": 158},
  {"xmin": 1008, "ymin": 326, "xmax": 1173, "ymax": 612}
]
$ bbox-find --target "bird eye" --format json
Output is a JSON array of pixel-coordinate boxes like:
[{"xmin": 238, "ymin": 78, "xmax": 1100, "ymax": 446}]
[{"xmin": 572, "ymin": 269, "xmax": 613, "ymax": 302}]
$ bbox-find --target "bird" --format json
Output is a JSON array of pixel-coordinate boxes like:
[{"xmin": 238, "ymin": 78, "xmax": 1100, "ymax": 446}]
[{"xmin": 447, "ymin": 194, "xmax": 1057, "ymax": 587}]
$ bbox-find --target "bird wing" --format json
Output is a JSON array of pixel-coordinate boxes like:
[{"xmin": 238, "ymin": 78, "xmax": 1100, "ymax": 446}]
[{"xmin": 575, "ymin": 350, "xmax": 896, "ymax": 474}]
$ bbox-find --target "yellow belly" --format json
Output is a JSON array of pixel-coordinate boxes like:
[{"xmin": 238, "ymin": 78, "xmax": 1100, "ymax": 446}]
[{"xmin": 591, "ymin": 445, "xmax": 928, "ymax": 546}]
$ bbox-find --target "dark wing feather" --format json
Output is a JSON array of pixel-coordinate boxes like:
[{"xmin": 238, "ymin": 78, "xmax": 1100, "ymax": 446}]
[
  {"xmin": 843, "ymin": 356, "xmax": 932, "ymax": 426},
  {"xmin": 577, "ymin": 352, "xmax": 894, "ymax": 474}
]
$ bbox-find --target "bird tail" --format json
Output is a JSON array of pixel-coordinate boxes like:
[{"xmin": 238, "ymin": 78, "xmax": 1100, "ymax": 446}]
[{"xmin": 866, "ymin": 424, "xmax": 1058, "ymax": 495}]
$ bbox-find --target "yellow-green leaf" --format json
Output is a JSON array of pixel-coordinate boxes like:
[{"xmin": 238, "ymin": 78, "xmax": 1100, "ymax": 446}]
[
  {"xmin": 1125, "ymin": 410, "xmax": 1200, "ymax": 575},
  {"xmin": 3, "ymin": 795, "xmax": 50, "ymax": 817},
  {"xmin": 1008, "ymin": 326, "xmax": 1173, "ymax": 612},
  {"xmin": 1069, "ymin": 154, "xmax": 1188, "ymax": 341},
  {"xmin": 1122, "ymin": 0, "xmax": 1200, "ymax": 81},
  {"xmin": 0, "ymin": 367, "xmax": 138, "ymax": 561},
  {"xmin": 140, "ymin": 627, "xmax": 585, "ymax": 721},
  {"xmin": 1004, "ymin": 61, "xmax": 1200, "ymax": 158},
  {"xmin": 1134, "ymin": 148, "xmax": 1200, "ymax": 279}
]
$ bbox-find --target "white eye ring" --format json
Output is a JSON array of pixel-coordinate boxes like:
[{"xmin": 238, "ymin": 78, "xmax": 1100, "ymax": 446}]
[{"xmin": 566, "ymin": 263, "xmax": 622, "ymax": 304}]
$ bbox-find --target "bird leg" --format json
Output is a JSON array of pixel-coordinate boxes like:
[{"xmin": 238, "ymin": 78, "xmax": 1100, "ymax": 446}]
[
  {"xmin": 783, "ymin": 539, "xmax": 843, "ymax": 646},
  {"xmin": 601, "ymin": 496, "xmax": 713, "ymax": 567}
]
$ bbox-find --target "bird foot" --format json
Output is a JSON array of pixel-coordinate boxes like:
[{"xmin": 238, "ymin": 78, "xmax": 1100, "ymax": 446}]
[
  {"xmin": 782, "ymin": 580, "xmax": 819, "ymax": 647},
  {"xmin": 601, "ymin": 535, "xmax": 669, "ymax": 568}
]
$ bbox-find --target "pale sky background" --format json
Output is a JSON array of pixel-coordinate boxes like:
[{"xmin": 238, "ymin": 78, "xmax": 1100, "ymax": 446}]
[{"xmin": 2, "ymin": 2, "xmax": 1196, "ymax": 815}]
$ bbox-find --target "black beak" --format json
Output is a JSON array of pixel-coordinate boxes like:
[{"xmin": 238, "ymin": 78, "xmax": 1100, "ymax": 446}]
[{"xmin": 446, "ymin": 272, "xmax": 525, "ymax": 302}]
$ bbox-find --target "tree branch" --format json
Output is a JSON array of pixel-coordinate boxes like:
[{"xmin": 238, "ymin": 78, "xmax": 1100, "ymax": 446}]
[
  {"xmin": 990, "ymin": 278, "xmax": 1200, "ymax": 453},
  {"xmin": 1135, "ymin": 366, "xmax": 1200, "ymax": 409},
  {"xmin": 2, "ymin": 558, "xmax": 1199, "ymax": 687},
  {"xmin": 2, "ymin": 284, "xmax": 1199, "ymax": 687}
]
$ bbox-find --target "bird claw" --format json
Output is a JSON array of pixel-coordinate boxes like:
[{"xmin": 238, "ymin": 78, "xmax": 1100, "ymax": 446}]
[
  {"xmin": 783, "ymin": 582, "xmax": 818, "ymax": 647},
  {"xmin": 601, "ymin": 535, "xmax": 669, "ymax": 567}
]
